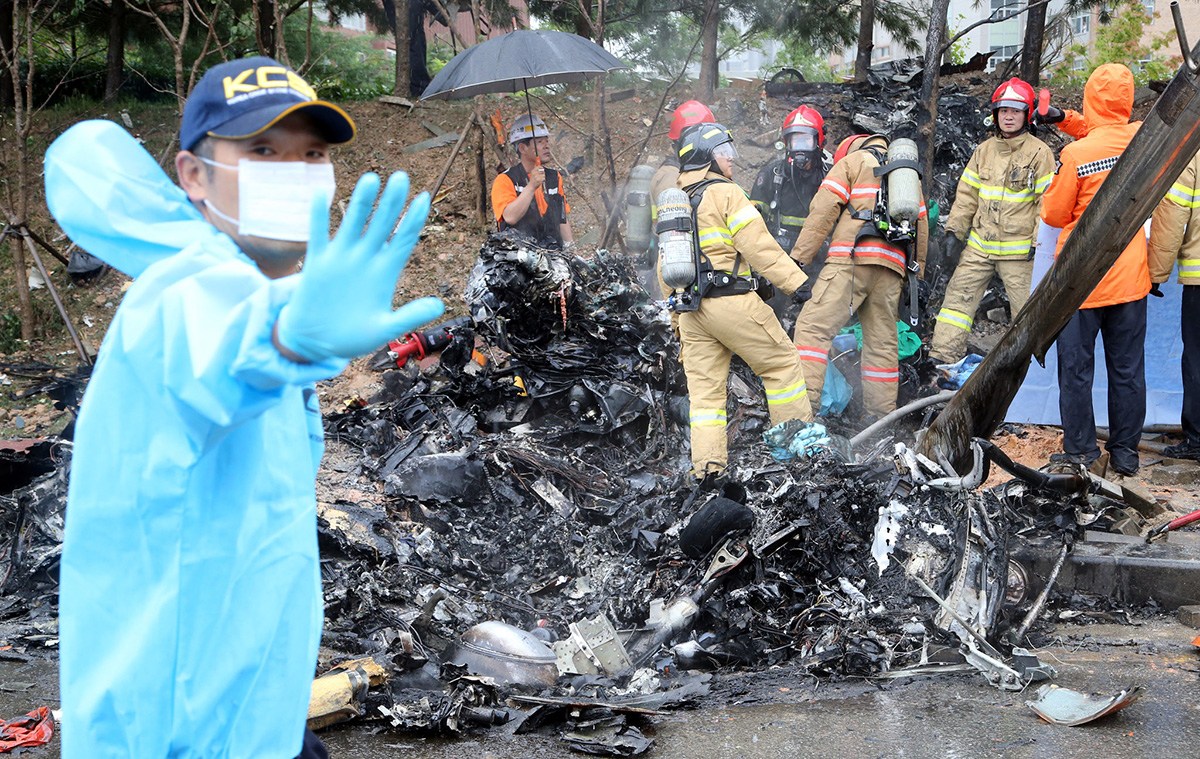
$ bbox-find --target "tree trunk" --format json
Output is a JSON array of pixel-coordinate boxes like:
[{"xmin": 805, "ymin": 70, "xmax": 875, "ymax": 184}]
[
  {"xmin": 5, "ymin": 1, "xmax": 35, "ymax": 339},
  {"xmin": 854, "ymin": 0, "xmax": 875, "ymax": 84},
  {"xmin": 1020, "ymin": 1, "xmax": 1047, "ymax": 87},
  {"xmin": 919, "ymin": 46, "xmax": 1200, "ymax": 468},
  {"xmin": 696, "ymin": 0, "xmax": 719, "ymax": 102},
  {"xmin": 917, "ymin": 0, "xmax": 950, "ymax": 192},
  {"xmin": 104, "ymin": 0, "xmax": 126, "ymax": 102},
  {"xmin": 393, "ymin": 0, "xmax": 410, "ymax": 96},
  {"xmin": 0, "ymin": 0, "xmax": 13, "ymax": 110},
  {"xmin": 254, "ymin": 0, "xmax": 276, "ymax": 57}
]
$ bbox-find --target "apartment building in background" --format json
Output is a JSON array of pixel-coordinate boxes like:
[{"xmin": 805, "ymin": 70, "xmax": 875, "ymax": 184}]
[{"xmin": 826, "ymin": 0, "xmax": 1198, "ymax": 77}]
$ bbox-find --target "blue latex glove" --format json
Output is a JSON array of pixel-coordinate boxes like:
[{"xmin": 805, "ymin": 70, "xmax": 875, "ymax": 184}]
[
  {"xmin": 764, "ymin": 419, "xmax": 832, "ymax": 461},
  {"xmin": 275, "ymin": 172, "xmax": 446, "ymax": 362},
  {"xmin": 934, "ymin": 353, "xmax": 983, "ymax": 390}
]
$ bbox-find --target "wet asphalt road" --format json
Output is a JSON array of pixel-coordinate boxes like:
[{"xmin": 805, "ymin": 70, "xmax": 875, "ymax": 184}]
[{"xmin": 3, "ymin": 618, "xmax": 1197, "ymax": 758}]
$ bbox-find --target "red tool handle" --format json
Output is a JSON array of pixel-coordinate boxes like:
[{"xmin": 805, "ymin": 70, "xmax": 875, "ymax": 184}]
[
  {"xmin": 1167, "ymin": 508, "xmax": 1200, "ymax": 532},
  {"xmin": 1037, "ymin": 89, "xmax": 1051, "ymax": 116}
]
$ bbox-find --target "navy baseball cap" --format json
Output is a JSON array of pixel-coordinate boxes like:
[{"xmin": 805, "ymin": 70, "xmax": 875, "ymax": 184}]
[{"xmin": 179, "ymin": 56, "xmax": 355, "ymax": 151}]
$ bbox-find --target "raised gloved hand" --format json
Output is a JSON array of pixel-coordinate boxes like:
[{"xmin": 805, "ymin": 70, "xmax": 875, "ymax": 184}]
[
  {"xmin": 792, "ymin": 280, "xmax": 813, "ymax": 306},
  {"xmin": 1150, "ymin": 283, "xmax": 1165, "ymax": 297},
  {"xmin": 763, "ymin": 419, "xmax": 832, "ymax": 462},
  {"xmin": 275, "ymin": 172, "xmax": 446, "ymax": 362}
]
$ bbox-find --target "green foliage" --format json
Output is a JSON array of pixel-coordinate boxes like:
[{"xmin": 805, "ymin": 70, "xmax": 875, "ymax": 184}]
[
  {"xmin": 427, "ymin": 40, "xmax": 457, "ymax": 78},
  {"xmin": 945, "ymin": 14, "xmax": 970, "ymax": 67},
  {"xmin": 1050, "ymin": 0, "xmax": 1174, "ymax": 85},
  {"xmin": 0, "ymin": 312, "xmax": 21, "ymax": 354},
  {"xmin": 291, "ymin": 21, "xmax": 394, "ymax": 100}
]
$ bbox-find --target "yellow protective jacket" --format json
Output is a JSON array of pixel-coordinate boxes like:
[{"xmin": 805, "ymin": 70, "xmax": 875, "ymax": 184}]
[
  {"xmin": 677, "ymin": 167, "xmax": 808, "ymax": 295},
  {"xmin": 944, "ymin": 131, "xmax": 1055, "ymax": 259},
  {"xmin": 792, "ymin": 141, "xmax": 928, "ymax": 277},
  {"xmin": 1148, "ymin": 147, "xmax": 1200, "ymax": 285}
]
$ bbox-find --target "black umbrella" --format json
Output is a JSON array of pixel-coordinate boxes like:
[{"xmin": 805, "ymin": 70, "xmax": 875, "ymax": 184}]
[
  {"xmin": 420, "ymin": 29, "xmax": 627, "ymax": 157},
  {"xmin": 420, "ymin": 29, "xmax": 628, "ymax": 102}
]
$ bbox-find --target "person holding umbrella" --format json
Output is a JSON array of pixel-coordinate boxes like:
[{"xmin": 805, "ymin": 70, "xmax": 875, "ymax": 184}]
[{"xmin": 491, "ymin": 113, "xmax": 574, "ymax": 249}]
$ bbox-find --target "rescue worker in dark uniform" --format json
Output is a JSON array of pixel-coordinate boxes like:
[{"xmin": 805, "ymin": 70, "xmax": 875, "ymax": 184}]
[
  {"xmin": 490, "ymin": 114, "xmax": 574, "ymax": 248},
  {"xmin": 750, "ymin": 105, "xmax": 827, "ymax": 255},
  {"xmin": 667, "ymin": 123, "xmax": 814, "ymax": 477}
]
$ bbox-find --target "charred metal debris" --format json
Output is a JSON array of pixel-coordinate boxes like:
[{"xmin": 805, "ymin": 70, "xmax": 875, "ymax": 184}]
[{"xmin": 0, "ymin": 234, "xmax": 1162, "ymax": 750}]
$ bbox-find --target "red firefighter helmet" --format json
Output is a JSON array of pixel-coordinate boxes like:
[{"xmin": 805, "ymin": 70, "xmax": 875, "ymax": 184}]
[
  {"xmin": 781, "ymin": 105, "xmax": 825, "ymax": 149},
  {"xmin": 832, "ymin": 133, "xmax": 870, "ymax": 164},
  {"xmin": 991, "ymin": 77, "xmax": 1036, "ymax": 123},
  {"xmin": 668, "ymin": 100, "xmax": 715, "ymax": 141}
]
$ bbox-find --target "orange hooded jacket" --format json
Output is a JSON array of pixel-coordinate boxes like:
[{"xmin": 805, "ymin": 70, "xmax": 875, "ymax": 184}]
[{"xmin": 1040, "ymin": 63, "xmax": 1150, "ymax": 309}]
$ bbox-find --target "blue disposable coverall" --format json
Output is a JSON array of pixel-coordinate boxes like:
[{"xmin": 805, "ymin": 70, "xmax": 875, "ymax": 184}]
[{"xmin": 46, "ymin": 121, "xmax": 346, "ymax": 758}]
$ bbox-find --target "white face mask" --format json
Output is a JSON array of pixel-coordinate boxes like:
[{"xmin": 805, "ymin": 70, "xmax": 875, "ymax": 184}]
[{"xmin": 200, "ymin": 158, "xmax": 336, "ymax": 242}]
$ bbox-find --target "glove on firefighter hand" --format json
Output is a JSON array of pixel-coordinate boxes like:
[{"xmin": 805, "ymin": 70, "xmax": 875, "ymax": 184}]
[
  {"xmin": 1035, "ymin": 104, "xmax": 1065, "ymax": 125},
  {"xmin": 275, "ymin": 172, "xmax": 446, "ymax": 362},
  {"xmin": 943, "ymin": 233, "xmax": 966, "ymax": 265},
  {"xmin": 791, "ymin": 281, "xmax": 814, "ymax": 306},
  {"xmin": 1150, "ymin": 283, "xmax": 1165, "ymax": 297}
]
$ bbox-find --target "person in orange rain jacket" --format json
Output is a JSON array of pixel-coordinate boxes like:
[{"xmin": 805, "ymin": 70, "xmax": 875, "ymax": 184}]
[{"xmin": 1040, "ymin": 63, "xmax": 1152, "ymax": 476}]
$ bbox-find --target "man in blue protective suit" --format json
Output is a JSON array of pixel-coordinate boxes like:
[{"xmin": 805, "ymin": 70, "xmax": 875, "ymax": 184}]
[{"xmin": 54, "ymin": 57, "xmax": 444, "ymax": 759}]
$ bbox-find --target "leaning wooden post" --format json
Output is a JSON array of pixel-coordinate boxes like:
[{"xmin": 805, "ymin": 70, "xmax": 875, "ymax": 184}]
[
  {"xmin": 429, "ymin": 107, "xmax": 477, "ymax": 201},
  {"xmin": 21, "ymin": 227, "xmax": 91, "ymax": 364},
  {"xmin": 920, "ymin": 8, "xmax": 1200, "ymax": 468}
]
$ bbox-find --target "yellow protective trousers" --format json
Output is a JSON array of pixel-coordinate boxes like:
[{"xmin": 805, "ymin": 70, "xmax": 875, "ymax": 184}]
[
  {"xmin": 929, "ymin": 246, "xmax": 1032, "ymax": 363},
  {"xmin": 679, "ymin": 291, "xmax": 813, "ymax": 477},
  {"xmin": 792, "ymin": 262, "xmax": 904, "ymax": 416}
]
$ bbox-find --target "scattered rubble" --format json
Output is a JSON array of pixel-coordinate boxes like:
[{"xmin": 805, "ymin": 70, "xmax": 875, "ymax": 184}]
[
  {"xmin": 1, "ymin": 76, "xmax": 1193, "ymax": 750},
  {"xmin": 0, "ymin": 227, "xmax": 1186, "ymax": 748}
]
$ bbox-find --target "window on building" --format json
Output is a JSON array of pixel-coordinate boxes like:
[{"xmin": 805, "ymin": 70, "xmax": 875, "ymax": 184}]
[
  {"xmin": 872, "ymin": 45, "xmax": 891, "ymax": 60},
  {"xmin": 987, "ymin": 44, "xmax": 1019, "ymax": 71},
  {"xmin": 1070, "ymin": 9, "xmax": 1090, "ymax": 36},
  {"xmin": 1143, "ymin": 0, "xmax": 1156, "ymax": 15},
  {"xmin": 990, "ymin": 0, "xmax": 1019, "ymax": 18}
]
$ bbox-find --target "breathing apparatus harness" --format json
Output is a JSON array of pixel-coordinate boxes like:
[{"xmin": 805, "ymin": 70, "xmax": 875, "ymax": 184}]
[
  {"xmin": 762, "ymin": 157, "xmax": 824, "ymax": 250},
  {"xmin": 658, "ymin": 177, "xmax": 769, "ymax": 312},
  {"xmin": 847, "ymin": 141, "xmax": 924, "ymax": 326}
]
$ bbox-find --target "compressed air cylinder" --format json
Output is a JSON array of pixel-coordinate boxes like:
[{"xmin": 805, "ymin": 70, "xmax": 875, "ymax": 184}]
[
  {"xmin": 625, "ymin": 165, "xmax": 655, "ymax": 254},
  {"xmin": 885, "ymin": 138, "xmax": 922, "ymax": 225},
  {"xmin": 656, "ymin": 188, "xmax": 697, "ymax": 289}
]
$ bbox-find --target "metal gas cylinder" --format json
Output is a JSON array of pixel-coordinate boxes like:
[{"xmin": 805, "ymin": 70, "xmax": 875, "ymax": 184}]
[
  {"xmin": 656, "ymin": 187, "xmax": 696, "ymax": 290},
  {"xmin": 885, "ymin": 138, "xmax": 922, "ymax": 225},
  {"xmin": 625, "ymin": 165, "xmax": 655, "ymax": 254}
]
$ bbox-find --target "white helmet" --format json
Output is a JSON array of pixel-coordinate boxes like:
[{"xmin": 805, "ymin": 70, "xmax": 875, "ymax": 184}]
[{"xmin": 508, "ymin": 114, "xmax": 550, "ymax": 145}]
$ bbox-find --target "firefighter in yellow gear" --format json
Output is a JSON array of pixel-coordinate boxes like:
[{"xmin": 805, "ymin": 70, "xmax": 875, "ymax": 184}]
[
  {"xmin": 668, "ymin": 123, "xmax": 813, "ymax": 477},
  {"xmin": 1148, "ymin": 147, "xmax": 1200, "ymax": 459},
  {"xmin": 929, "ymin": 77, "xmax": 1056, "ymax": 363},
  {"xmin": 791, "ymin": 134, "xmax": 929, "ymax": 417}
]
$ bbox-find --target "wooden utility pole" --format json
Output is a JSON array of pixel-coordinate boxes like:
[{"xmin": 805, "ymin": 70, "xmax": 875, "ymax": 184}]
[{"xmin": 920, "ymin": 35, "xmax": 1200, "ymax": 468}]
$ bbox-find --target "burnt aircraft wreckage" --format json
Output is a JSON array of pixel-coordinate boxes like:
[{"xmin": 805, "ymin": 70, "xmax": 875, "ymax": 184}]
[
  {"xmin": 13, "ymin": 24, "xmax": 1200, "ymax": 747},
  {"xmin": 0, "ymin": 228, "xmax": 1174, "ymax": 753}
]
